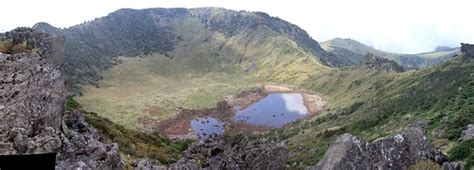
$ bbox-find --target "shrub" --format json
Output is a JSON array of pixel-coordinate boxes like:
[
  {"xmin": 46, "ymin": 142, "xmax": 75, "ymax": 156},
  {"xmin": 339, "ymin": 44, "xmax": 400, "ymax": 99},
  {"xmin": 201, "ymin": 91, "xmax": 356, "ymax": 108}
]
[
  {"xmin": 65, "ymin": 97, "xmax": 82, "ymax": 111},
  {"xmin": 448, "ymin": 139, "xmax": 474, "ymax": 169},
  {"xmin": 0, "ymin": 40, "xmax": 29, "ymax": 54}
]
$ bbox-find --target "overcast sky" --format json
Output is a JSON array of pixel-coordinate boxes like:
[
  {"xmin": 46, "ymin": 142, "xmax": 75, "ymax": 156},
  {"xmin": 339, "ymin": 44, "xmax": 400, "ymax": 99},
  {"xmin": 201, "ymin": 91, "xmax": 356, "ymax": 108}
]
[{"xmin": 1, "ymin": 0, "xmax": 473, "ymax": 53}]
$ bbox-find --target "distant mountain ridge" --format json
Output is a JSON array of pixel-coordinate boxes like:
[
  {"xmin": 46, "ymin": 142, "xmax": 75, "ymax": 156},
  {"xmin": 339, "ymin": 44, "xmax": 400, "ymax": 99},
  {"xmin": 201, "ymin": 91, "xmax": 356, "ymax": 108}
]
[
  {"xmin": 33, "ymin": 8, "xmax": 336, "ymax": 91},
  {"xmin": 321, "ymin": 38, "xmax": 460, "ymax": 69}
]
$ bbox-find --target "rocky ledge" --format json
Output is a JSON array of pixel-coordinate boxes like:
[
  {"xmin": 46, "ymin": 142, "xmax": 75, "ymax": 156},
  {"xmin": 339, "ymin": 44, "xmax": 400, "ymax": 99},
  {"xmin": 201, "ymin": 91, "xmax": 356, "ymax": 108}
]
[
  {"xmin": 0, "ymin": 28, "xmax": 121, "ymax": 169},
  {"xmin": 363, "ymin": 53, "xmax": 404, "ymax": 72},
  {"xmin": 309, "ymin": 127, "xmax": 459, "ymax": 170}
]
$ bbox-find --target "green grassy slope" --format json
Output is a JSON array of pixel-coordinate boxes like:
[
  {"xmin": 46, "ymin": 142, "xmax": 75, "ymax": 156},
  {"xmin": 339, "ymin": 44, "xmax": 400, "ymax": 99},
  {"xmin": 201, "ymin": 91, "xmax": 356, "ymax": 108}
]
[{"xmin": 262, "ymin": 55, "xmax": 473, "ymax": 167}]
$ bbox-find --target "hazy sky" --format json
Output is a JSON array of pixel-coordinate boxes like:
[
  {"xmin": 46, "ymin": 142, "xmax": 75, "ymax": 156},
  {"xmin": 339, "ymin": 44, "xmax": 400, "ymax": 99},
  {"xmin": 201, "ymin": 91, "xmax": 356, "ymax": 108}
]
[{"xmin": 1, "ymin": 0, "xmax": 473, "ymax": 53}]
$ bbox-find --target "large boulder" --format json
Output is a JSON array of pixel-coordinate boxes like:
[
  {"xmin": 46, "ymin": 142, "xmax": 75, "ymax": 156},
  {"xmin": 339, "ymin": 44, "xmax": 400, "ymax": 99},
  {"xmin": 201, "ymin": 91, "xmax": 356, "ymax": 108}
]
[{"xmin": 309, "ymin": 127, "xmax": 459, "ymax": 170}]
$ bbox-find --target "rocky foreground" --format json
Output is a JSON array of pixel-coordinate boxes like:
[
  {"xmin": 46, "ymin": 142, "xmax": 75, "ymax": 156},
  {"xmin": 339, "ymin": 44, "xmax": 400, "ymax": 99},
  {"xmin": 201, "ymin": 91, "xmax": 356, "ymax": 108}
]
[
  {"xmin": 0, "ymin": 28, "xmax": 122, "ymax": 169},
  {"xmin": 309, "ymin": 127, "xmax": 459, "ymax": 170}
]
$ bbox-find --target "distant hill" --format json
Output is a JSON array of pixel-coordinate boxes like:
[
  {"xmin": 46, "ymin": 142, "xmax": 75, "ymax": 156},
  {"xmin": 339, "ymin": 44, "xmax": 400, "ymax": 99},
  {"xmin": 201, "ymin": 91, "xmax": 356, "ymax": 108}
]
[{"xmin": 321, "ymin": 38, "xmax": 460, "ymax": 69}]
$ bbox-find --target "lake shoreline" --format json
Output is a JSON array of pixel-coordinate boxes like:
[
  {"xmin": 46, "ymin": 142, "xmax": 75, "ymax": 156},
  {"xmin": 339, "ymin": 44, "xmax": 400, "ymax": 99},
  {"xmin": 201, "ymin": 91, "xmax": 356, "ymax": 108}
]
[{"xmin": 152, "ymin": 84, "xmax": 328, "ymax": 140}]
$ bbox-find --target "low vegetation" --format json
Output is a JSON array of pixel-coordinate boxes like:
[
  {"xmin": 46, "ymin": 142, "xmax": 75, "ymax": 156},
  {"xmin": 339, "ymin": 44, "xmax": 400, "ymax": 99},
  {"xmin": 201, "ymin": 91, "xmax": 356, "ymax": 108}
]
[
  {"xmin": 66, "ymin": 98, "xmax": 191, "ymax": 167},
  {"xmin": 449, "ymin": 139, "xmax": 474, "ymax": 169},
  {"xmin": 0, "ymin": 40, "xmax": 30, "ymax": 54}
]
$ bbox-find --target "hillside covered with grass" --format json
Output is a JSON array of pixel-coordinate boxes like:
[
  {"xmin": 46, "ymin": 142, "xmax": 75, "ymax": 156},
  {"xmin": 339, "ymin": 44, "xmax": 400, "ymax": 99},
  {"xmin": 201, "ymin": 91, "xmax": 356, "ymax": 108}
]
[
  {"xmin": 321, "ymin": 38, "xmax": 460, "ymax": 69},
  {"xmin": 263, "ymin": 55, "xmax": 473, "ymax": 167},
  {"xmin": 31, "ymin": 7, "xmax": 474, "ymax": 169}
]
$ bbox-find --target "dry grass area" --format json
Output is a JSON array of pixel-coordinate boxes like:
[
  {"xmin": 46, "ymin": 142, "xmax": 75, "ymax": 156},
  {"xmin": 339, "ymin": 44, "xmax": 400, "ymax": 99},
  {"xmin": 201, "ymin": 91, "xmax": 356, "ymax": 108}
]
[{"xmin": 76, "ymin": 55, "xmax": 261, "ymax": 131}]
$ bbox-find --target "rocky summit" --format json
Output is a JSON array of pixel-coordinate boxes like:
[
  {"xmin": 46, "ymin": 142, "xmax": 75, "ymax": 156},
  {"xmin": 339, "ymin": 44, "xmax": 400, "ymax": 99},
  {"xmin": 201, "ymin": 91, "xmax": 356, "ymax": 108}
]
[{"xmin": 0, "ymin": 28, "xmax": 121, "ymax": 169}]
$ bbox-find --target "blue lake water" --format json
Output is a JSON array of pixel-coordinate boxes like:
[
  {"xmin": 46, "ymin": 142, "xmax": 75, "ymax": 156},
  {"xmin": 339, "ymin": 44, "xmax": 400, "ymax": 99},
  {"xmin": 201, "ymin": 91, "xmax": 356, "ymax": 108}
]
[
  {"xmin": 190, "ymin": 117, "xmax": 225, "ymax": 139},
  {"xmin": 234, "ymin": 93, "xmax": 309, "ymax": 128}
]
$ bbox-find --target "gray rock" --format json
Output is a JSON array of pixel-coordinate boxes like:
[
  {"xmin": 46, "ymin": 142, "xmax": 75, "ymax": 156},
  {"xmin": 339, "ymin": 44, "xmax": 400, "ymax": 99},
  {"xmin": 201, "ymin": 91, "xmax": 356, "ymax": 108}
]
[
  {"xmin": 55, "ymin": 110, "xmax": 122, "ymax": 169},
  {"xmin": 461, "ymin": 43, "xmax": 474, "ymax": 58},
  {"xmin": 363, "ymin": 53, "xmax": 404, "ymax": 72},
  {"xmin": 133, "ymin": 158, "xmax": 167, "ymax": 170},
  {"xmin": 0, "ymin": 28, "xmax": 122, "ymax": 169},
  {"xmin": 309, "ymin": 127, "xmax": 455, "ymax": 170},
  {"xmin": 307, "ymin": 133, "xmax": 371, "ymax": 170},
  {"xmin": 170, "ymin": 134, "xmax": 288, "ymax": 169},
  {"xmin": 443, "ymin": 161, "xmax": 461, "ymax": 170},
  {"xmin": 0, "ymin": 51, "xmax": 65, "ymax": 155},
  {"xmin": 461, "ymin": 124, "xmax": 474, "ymax": 141}
]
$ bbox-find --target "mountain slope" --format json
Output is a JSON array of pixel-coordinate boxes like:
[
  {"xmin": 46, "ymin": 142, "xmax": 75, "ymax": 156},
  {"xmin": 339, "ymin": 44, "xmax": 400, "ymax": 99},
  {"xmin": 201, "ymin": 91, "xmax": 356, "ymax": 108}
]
[
  {"xmin": 34, "ymin": 8, "xmax": 336, "ymax": 92},
  {"xmin": 321, "ymin": 38, "xmax": 460, "ymax": 69},
  {"xmin": 32, "ymin": 8, "xmax": 340, "ymax": 130},
  {"xmin": 30, "ymin": 7, "xmax": 473, "ymax": 168},
  {"xmin": 263, "ymin": 50, "xmax": 474, "ymax": 167}
]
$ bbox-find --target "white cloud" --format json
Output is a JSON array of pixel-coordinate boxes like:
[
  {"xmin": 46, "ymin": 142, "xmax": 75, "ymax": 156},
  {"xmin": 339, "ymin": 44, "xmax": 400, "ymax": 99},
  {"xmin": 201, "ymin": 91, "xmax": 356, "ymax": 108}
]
[{"xmin": 1, "ymin": 0, "xmax": 473, "ymax": 53}]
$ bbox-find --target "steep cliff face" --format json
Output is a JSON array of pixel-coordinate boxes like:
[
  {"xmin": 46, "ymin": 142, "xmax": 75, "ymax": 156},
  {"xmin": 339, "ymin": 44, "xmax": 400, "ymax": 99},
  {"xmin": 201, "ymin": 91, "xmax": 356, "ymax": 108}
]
[
  {"xmin": 0, "ymin": 28, "xmax": 121, "ymax": 169},
  {"xmin": 309, "ymin": 127, "xmax": 459, "ymax": 170}
]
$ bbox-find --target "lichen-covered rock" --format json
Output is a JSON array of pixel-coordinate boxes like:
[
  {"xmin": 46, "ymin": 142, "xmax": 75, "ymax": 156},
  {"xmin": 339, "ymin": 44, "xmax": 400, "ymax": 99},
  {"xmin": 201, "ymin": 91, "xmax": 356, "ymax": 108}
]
[
  {"xmin": 0, "ymin": 28, "xmax": 122, "ymax": 169},
  {"xmin": 170, "ymin": 134, "xmax": 288, "ymax": 169},
  {"xmin": 308, "ymin": 127, "xmax": 458, "ymax": 170},
  {"xmin": 363, "ymin": 53, "xmax": 404, "ymax": 72}
]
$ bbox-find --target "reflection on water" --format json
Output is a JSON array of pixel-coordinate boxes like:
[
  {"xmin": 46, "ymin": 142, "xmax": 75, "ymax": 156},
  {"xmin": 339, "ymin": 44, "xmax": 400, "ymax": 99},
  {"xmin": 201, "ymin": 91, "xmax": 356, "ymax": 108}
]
[
  {"xmin": 190, "ymin": 117, "xmax": 224, "ymax": 139},
  {"xmin": 234, "ymin": 93, "xmax": 309, "ymax": 127}
]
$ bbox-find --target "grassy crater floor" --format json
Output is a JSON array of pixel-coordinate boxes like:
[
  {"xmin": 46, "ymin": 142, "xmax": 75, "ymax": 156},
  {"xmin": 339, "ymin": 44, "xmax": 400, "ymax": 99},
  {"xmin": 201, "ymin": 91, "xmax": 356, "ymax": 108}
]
[{"xmin": 76, "ymin": 55, "xmax": 262, "ymax": 131}]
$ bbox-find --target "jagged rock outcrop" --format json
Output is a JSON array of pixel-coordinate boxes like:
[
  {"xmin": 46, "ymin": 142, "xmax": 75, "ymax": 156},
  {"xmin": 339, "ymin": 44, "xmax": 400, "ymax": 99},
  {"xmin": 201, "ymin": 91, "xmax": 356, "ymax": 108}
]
[
  {"xmin": 0, "ymin": 28, "xmax": 66, "ymax": 155},
  {"xmin": 171, "ymin": 134, "xmax": 288, "ymax": 169},
  {"xmin": 461, "ymin": 43, "xmax": 474, "ymax": 58},
  {"xmin": 2, "ymin": 27, "xmax": 64, "ymax": 67},
  {"xmin": 0, "ymin": 28, "xmax": 121, "ymax": 169},
  {"xmin": 363, "ymin": 53, "xmax": 404, "ymax": 72},
  {"xmin": 308, "ymin": 127, "xmax": 459, "ymax": 170},
  {"xmin": 56, "ymin": 110, "xmax": 122, "ymax": 169}
]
